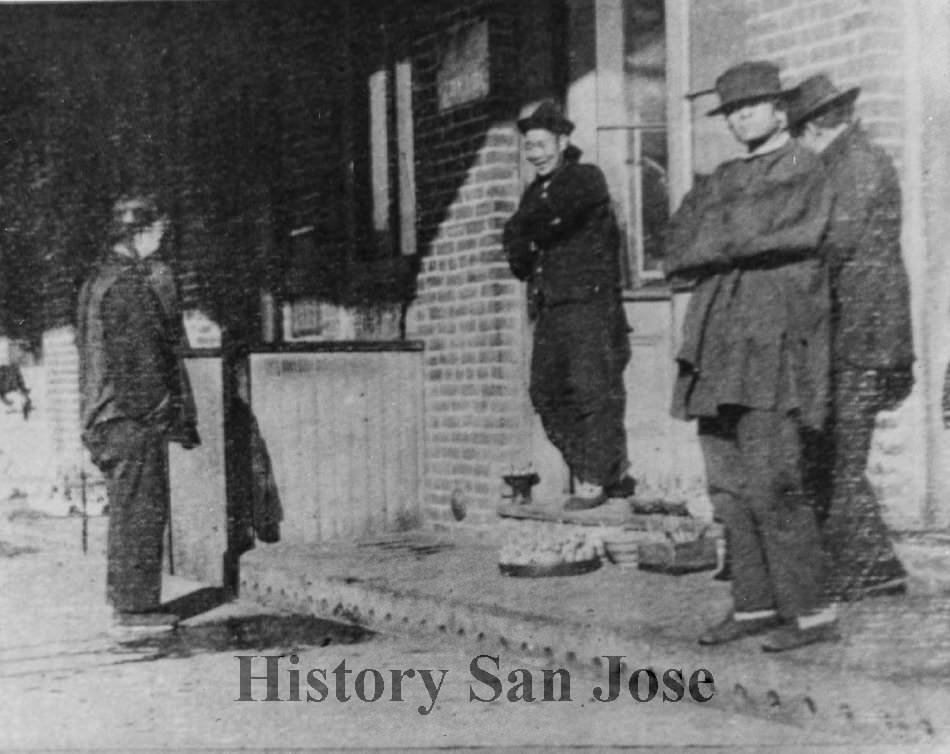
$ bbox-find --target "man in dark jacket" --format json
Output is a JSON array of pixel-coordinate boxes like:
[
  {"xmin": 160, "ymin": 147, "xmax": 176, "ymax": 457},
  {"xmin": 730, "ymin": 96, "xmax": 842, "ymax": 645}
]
[
  {"xmin": 77, "ymin": 191, "xmax": 200, "ymax": 630},
  {"xmin": 666, "ymin": 61, "xmax": 837, "ymax": 651},
  {"xmin": 503, "ymin": 101, "xmax": 634, "ymax": 510},
  {"xmin": 790, "ymin": 75, "xmax": 915, "ymax": 601}
]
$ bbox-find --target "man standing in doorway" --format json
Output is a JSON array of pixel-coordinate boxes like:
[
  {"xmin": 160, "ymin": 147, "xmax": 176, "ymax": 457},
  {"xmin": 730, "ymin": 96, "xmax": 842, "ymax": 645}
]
[
  {"xmin": 665, "ymin": 61, "xmax": 837, "ymax": 651},
  {"xmin": 790, "ymin": 74, "xmax": 914, "ymax": 601},
  {"xmin": 504, "ymin": 101, "xmax": 634, "ymax": 511},
  {"xmin": 77, "ymin": 190, "xmax": 200, "ymax": 630}
]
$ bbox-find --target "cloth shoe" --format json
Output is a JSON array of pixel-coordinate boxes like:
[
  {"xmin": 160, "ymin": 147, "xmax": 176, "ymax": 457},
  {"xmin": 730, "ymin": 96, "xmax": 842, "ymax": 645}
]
[
  {"xmin": 604, "ymin": 475, "xmax": 637, "ymax": 499},
  {"xmin": 698, "ymin": 612, "xmax": 781, "ymax": 646}
]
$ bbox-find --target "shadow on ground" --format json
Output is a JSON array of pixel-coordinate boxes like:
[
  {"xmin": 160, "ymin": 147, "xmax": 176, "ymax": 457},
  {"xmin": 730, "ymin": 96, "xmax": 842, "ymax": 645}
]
[{"xmin": 117, "ymin": 611, "xmax": 374, "ymax": 663}]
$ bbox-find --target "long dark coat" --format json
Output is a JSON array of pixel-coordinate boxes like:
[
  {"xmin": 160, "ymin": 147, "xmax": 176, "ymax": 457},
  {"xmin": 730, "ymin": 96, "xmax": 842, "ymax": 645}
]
[
  {"xmin": 819, "ymin": 122, "xmax": 914, "ymax": 373},
  {"xmin": 665, "ymin": 138, "xmax": 833, "ymax": 430},
  {"xmin": 503, "ymin": 147, "xmax": 630, "ymax": 486}
]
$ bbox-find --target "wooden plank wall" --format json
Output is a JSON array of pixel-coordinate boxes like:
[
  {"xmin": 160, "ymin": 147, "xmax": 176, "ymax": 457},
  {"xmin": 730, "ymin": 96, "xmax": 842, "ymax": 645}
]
[
  {"xmin": 168, "ymin": 356, "xmax": 227, "ymax": 584},
  {"xmin": 249, "ymin": 349, "xmax": 423, "ymax": 545}
]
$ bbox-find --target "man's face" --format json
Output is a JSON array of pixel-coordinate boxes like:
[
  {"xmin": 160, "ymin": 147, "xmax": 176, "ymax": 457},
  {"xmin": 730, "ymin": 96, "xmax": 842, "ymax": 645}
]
[
  {"xmin": 113, "ymin": 197, "xmax": 166, "ymax": 258},
  {"xmin": 524, "ymin": 128, "xmax": 567, "ymax": 178},
  {"xmin": 724, "ymin": 99, "xmax": 785, "ymax": 145}
]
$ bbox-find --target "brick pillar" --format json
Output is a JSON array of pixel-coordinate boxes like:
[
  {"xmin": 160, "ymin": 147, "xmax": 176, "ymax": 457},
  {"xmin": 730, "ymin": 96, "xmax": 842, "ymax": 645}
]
[{"xmin": 406, "ymin": 3, "xmax": 533, "ymax": 527}]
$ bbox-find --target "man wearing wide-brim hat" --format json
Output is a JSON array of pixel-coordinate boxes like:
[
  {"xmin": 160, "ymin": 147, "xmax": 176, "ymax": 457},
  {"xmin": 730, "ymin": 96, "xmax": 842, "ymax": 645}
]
[
  {"xmin": 503, "ymin": 100, "xmax": 635, "ymax": 511},
  {"xmin": 665, "ymin": 61, "xmax": 839, "ymax": 651},
  {"xmin": 789, "ymin": 74, "xmax": 915, "ymax": 603}
]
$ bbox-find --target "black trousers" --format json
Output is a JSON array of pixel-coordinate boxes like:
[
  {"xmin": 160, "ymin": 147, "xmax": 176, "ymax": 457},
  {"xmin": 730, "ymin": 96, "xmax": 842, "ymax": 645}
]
[
  {"xmin": 87, "ymin": 419, "xmax": 169, "ymax": 613},
  {"xmin": 821, "ymin": 369, "xmax": 906, "ymax": 597},
  {"xmin": 699, "ymin": 408, "xmax": 828, "ymax": 620},
  {"xmin": 530, "ymin": 300, "xmax": 630, "ymax": 487}
]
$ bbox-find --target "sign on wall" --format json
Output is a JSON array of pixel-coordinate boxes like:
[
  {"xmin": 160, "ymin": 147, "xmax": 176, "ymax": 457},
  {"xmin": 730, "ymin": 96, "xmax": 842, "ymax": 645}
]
[{"xmin": 437, "ymin": 20, "xmax": 490, "ymax": 111}]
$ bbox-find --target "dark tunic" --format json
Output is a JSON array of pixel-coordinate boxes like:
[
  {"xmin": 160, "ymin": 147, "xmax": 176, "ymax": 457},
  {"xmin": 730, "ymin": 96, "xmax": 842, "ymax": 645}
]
[
  {"xmin": 77, "ymin": 254, "xmax": 188, "ymax": 612},
  {"xmin": 666, "ymin": 138, "xmax": 833, "ymax": 430},
  {"xmin": 504, "ymin": 148, "xmax": 630, "ymax": 486},
  {"xmin": 665, "ymin": 137, "xmax": 834, "ymax": 619},
  {"xmin": 814, "ymin": 123, "xmax": 914, "ymax": 598}
]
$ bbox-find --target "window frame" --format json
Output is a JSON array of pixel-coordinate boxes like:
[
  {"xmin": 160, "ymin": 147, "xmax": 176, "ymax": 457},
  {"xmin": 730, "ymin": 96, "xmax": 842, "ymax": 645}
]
[{"xmin": 594, "ymin": 0, "xmax": 692, "ymax": 295}]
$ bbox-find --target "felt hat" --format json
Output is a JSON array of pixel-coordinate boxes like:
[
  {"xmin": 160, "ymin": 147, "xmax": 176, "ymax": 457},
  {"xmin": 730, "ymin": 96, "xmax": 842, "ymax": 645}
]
[
  {"xmin": 690, "ymin": 61, "xmax": 795, "ymax": 116},
  {"xmin": 516, "ymin": 100, "xmax": 575, "ymax": 135},
  {"xmin": 787, "ymin": 74, "xmax": 860, "ymax": 129}
]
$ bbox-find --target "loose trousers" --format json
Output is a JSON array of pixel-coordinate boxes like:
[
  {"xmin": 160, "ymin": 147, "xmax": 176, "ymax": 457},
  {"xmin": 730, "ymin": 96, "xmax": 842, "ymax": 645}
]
[
  {"xmin": 821, "ymin": 369, "xmax": 906, "ymax": 597},
  {"xmin": 699, "ymin": 408, "xmax": 828, "ymax": 620},
  {"xmin": 88, "ymin": 419, "xmax": 169, "ymax": 613},
  {"xmin": 530, "ymin": 300, "xmax": 630, "ymax": 487}
]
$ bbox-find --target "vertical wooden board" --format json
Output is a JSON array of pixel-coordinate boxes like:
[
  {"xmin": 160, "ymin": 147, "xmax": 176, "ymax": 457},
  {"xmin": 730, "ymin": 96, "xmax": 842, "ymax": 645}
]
[
  {"xmin": 311, "ymin": 355, "xmax": 336, "ymax": 541},
  {"xmin": 378, "ymin": 355, "xmax": 397, "ymax": 528},
  {"xmin": 329, "ymin": 357, "xmax": 351, "ymax": 539},
  {"xmin": 343, "ymin": 354, "xmax": 367, "ymax": 538},
  {"xmin": 295, "ymin": 363, "xmax": 321, "ymax": 545},
  {"xmin": 389, "ymin": 353, "xmax": 409, "ymax": 523},
  {"xmin": 168, "ymin": 357, "xmax": 226, "ymax": 585},
  {"xmin": 410, "ymin": 352, "xmax": 424, "ymax": 520},
  {"xmin": 363, "ymin": 354, "xmax": 385, "ymax": 536},
  {"xmin": 394, "ymin": 353, "xmax": 416, "ymax": 522}
]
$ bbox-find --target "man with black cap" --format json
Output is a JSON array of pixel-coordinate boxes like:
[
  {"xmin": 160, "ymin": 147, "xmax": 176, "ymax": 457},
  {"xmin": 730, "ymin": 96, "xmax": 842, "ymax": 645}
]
[
  {"xmin": 665, "ymin": 61, "xmax": 838, "ymax": 651},
  {"xmin": 77, "ymin": 190, "xmax": 200, "ymax": 631},
  {"xmin": 789, "ymin": 74, "xmax": 914, "ymax": 602},
  {"xmin": 503, "ymin": 101, "xmax": 634, "ymax": 511}
]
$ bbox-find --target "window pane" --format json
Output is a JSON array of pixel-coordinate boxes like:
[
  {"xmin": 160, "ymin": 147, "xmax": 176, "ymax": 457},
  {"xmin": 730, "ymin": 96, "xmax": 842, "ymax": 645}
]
[
  {"xmin": 638, "ymin": 129, "xmax": 669, "ymax": 273},
  {"xmin": 625, "ymin": 0, "xmax": 667, "ymax": 279},
  {"xmin": 625, "ymin": 0, "xmax": 666, "ymax": 126}
]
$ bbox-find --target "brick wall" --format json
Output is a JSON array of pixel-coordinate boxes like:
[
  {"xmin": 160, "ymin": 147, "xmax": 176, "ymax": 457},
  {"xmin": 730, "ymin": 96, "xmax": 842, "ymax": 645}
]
[
  {"xmin": 745, "ymin": 0, "xmax": 926, "ymax": 527},
  {"xmin": 405, "ymin": 2, "xmax": 534, "ymax": 527},
  {"xmin": 746, "ymin": 0, "xmax": 904, "ymax": 160}
]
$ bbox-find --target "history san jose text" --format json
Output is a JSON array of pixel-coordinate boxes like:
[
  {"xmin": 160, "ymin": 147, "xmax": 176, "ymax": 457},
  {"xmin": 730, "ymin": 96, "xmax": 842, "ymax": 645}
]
[{"xmin": 236, "ymin": 654, "xmax": 715, "ymax": 715}]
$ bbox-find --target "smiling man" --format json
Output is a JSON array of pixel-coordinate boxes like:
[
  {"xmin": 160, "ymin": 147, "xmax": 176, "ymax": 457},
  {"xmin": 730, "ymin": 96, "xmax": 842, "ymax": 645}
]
[
  {"xmin": 665, "ymin": 62, "xmax": 838, "ymax": 651},
  {"xmin": 503, "ymin": 101, "xmax": 634, "ymax": 511}
]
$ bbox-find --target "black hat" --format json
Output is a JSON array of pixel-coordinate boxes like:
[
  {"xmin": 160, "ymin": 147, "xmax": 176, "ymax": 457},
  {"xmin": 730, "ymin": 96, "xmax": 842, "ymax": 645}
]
[
  {"xmin": 690, "ymin": 61, "xmax": 795, "ymax": 116},
  {"xmin": 787, "ymin": 74, "xmax": 860, "ymax": 129},
  {"xmin": 516, "ymin": 100, "xmax": 575, "ymax": 135}
]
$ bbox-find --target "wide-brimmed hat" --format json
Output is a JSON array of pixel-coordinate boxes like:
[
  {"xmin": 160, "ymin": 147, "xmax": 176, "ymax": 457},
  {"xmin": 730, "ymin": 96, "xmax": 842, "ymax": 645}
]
[
  {"xmin": 690, "ymin": 61, "xmax": 795, "ymax": 116},
  {"xmin": 517, "ymin": 100, "xmax": 575, "ymax": 135},
  {"xmin": 787, "ymin": 74, "xmax": 860, "ymax": 129}
]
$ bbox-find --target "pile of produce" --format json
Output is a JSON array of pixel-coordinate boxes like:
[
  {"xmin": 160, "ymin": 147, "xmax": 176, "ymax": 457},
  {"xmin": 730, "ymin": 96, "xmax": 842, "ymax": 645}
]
[{"xmin": 498, "ymin": 525, "xmax": 604, "ymax": 567}]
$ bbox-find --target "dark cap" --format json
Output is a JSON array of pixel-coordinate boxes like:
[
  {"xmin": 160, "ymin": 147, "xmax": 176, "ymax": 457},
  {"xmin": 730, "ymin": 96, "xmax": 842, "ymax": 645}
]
[
  {"xmin": 691, "ymin": 61, "xmax": 794, "ymax": 116},
  {"xmin": 787, "ymin": 74, "xmax": 860, "ymax": 129},
  {"xmin": 516, "ymin": 100, "xmax": 575, "ymax": 136}
]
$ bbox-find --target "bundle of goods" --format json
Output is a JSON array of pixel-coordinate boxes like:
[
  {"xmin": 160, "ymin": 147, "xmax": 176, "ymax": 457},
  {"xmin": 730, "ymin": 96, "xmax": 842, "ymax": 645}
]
[{"xmin": 498, "ymin": 526, "xmax": 604, "ymax": 577}]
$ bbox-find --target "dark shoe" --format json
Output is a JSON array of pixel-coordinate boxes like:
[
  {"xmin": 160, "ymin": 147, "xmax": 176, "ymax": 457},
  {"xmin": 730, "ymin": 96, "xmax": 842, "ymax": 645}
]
[
  {"xmin": 761, "ymin": 620, "xmax": 840, "ymax": 653},
  {"xmin": 605, "ymin": 475, "xmax": 637, "ymax": 499},
  {"xmin": 698, "ymin": 614, "xmax": 781, "ymax": 646},
  {"xmin": 564, "ymin": 491, "xmax": 608, "ymax": 511},
  {"xmin": 114, "ymin": 611, "xmax": 179, "ymax": 630}
]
